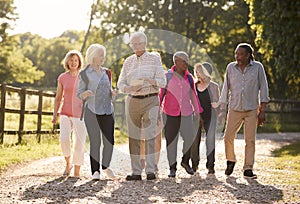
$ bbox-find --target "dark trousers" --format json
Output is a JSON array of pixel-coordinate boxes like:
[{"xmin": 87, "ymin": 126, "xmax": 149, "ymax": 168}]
[
  {"xmin": 191, "ymin": 112, "xmax": 216, "ymax": 170},
  {"xmin": 163, "ymin": 113, "xmax": 194, "ymax": 170},
  {"xmin": 84, "ymin": 107, "xmax": 114, "ymax": 174}
]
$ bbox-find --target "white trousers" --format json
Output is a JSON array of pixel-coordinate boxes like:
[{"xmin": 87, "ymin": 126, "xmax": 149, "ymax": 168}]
[{"xmin": 60, "ymin": 115, "xmax": 87, "ymax": 166}]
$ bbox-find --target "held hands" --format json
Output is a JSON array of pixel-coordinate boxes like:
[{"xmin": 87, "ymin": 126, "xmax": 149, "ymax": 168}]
[
  {"xmin": 112, "ymin": 88, "xmax": 118, "ymax": 97},
  {"xmin": 211, "ymin": 101, "xmax": 220, "ymax": 109}
]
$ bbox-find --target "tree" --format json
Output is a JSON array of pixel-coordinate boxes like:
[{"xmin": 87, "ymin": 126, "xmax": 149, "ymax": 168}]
[
  {"xmin": 0, "ymin": 1, "xmax": 44, "ymax": 85},
  {"xmin": 92, "ymin": 0, "xmax": 253, "ymax": 85},
  {"xmin": 247, "ymin": 0, "xmax": 300, "ymax": 99}
]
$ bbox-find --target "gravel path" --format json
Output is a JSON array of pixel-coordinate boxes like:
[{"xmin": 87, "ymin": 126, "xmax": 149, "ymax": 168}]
[{"xmin": 0, "ymin": 132, "xmax": 299, "ymax": 204}]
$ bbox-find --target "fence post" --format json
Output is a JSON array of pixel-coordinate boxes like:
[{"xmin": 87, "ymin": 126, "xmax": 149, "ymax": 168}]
[
  {"xmin": 37, "ymin": 90, "xmax": 43, "ymax": 143},
  {"xmin": 0, "ymin": 84, "xmax": 6, "ymax": 144},
  {"xmin": 18, "ymin": 88, "xmax": 26, "ymax": 144}
]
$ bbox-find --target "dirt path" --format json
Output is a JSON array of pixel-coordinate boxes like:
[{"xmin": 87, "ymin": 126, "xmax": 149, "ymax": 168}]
[{"xmin": 0, "ymin": 133, "xmax": 299, "ymax": 203}]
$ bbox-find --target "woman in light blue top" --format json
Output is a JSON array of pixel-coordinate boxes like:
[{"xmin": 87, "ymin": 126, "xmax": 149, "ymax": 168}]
[{"xmin": 78, "ymin": 44, "xmax": 116, "ymax": 180}]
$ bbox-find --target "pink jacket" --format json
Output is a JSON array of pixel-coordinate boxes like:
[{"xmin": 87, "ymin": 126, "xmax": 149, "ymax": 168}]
[{"xmin": 159, "ymin": 65, "xmax": 203, "ymax": 116}]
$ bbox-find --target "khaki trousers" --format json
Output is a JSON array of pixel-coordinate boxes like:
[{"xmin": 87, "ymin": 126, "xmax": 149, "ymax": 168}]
[
  {"xmin": 140, "ymin": 119, "xmax": 163, "ymax": 167},
  {"xmin": 125, "ymin": 95, "xmax": 159, "ymax": 175},
  {"xmin": 224, "ymin": 109, "xmax": 258, "ymax": 170}
]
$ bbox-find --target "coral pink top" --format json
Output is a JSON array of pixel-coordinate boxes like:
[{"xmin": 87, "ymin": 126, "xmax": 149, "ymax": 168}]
[{"xmin": 58, "ymin": 72, "xmax": 82, "ymax": 118}]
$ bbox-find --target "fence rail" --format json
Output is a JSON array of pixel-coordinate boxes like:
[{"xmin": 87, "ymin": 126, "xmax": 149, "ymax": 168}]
[{"xmin": 0, "ymin": 83, "xmax": 299, "ymax": 144}]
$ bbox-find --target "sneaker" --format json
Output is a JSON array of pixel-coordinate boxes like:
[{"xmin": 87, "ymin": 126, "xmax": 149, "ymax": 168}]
[
  {"xmin": 192, "ymin": 165, "xmax": 198, "ymax": 173},
  {"xmin": 146, "ymin": 173, "xmax": 156, "ymax": 180},
  {"xmin": 125, "ymin": 174, "xmax": 142, "ymax": 181},
  {"xmin": 208, "ymin": 168, "xmax": 215, "ymax": 174},
  {"xmin": 243, "ymin": 169, "xmax": 257, "ymax": 179},
  {"xmin": 168, "ymin": 169, "xmax": 176, "ymax": 178},
  {"xmin": 92, "ymin": 171, "xmax": 100, "ymax": 180},
  {"xmin": 103, "ymin": 168, "xmax": 115, "ymax": 178},
  {"xmin": 225, "ymin": 161, "xmax": 236, "ymax": 176},
  {"xmin": 181, "ymin": 162, "xmax": 194, "ymax": 175}
]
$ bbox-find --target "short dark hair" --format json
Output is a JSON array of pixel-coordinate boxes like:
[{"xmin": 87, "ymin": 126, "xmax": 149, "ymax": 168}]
[{"xmin": 236, "ymin": 43, "xmax": 255, "ymax": 60}]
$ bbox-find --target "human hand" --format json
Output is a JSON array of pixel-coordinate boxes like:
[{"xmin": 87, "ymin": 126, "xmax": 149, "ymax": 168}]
[
  {"xmin": 52, "ymin": 115, "xmax": 57, "ymax": 124},
  {"xmin": 211, "ymin": 102, "xmax": 219, "ymax": 109},
  {"xmin": 81, "ymin": 90, "xmax": 94, "ymax": 100},
  {"xmin": 257, "ymin": 110, "xmax": 266, "ymax": 126},
  {"xmin": 142, "ymin": 78, "xmax": 156, "ymax": 86},
  {"xmin": 126, "ymin": 84, "xmax": 143, "ymax": 93},
  {"xmin": 112, "ymin": 88, "xmax": 118, "ymax": 97}
]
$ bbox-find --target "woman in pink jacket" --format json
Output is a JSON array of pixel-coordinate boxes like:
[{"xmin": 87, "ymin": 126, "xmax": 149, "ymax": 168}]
[{"xmin": 159, "ymin": 51, "xmax": 203, "ymax": 178}]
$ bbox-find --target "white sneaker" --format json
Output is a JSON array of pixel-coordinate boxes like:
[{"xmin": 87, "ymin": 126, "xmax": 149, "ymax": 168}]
[
  {"xmin": 92, "ymin": 171, "xmax": 100, "ymax": 180},
  {"xmin": 103, "ymin": 168, "xmax": 115, "ymax": 178}
]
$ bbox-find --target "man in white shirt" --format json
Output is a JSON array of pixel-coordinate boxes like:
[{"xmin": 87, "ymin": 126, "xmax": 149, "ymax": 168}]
[{"xmin": 117, "ymin": 32, "xmax": 166, "ymax": 180}]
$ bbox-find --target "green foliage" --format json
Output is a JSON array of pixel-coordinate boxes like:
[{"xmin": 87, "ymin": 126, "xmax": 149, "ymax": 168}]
[{"xmin": 247, "ymin": 0, "xmax": 300, "ymax": 99}]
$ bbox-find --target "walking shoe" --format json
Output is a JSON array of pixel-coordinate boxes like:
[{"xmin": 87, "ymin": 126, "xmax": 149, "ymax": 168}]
[
  {"xmin": 208, "ymin": 168, "xmax": 215, "ymax": 174},
  {"xmin": 146, "ymin": 173, "xmax": 156, "ymax": 180},
  {"xmin": 181, "ymin": 162, "xmax": 194, "ymax": 175},
  {"xmin": 192, "ymin": 165, "xmax": 198, "ymax": 173},
  {"xmin": 103, "ymin": 168, "xmax": 115, "ymax": 178},
  {"xmin": 243, "ymin": 169, "xmax": 257, "ymax": 179},
  {"xmin": 92, "ymin": 171, "xmax": 100, "ymax": 180},
  {"xmin": 125, "ymin": 174, "xmax": 142, "ymax": 181},
  {"xmin": 225, "ymin": 161, "xmax": 236, "ymax": 176},
  {"xmin": 168, "ymin": 169, "xmax": 176, "ymax": 178}
]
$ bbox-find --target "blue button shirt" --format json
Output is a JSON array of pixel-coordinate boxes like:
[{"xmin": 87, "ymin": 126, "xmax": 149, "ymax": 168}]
[{"xmin": 78, "ymin": 65, "xmax": 113, "ymax": 115}]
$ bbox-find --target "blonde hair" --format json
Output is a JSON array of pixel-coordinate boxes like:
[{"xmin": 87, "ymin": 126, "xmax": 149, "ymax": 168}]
[
  {"xmin": 85, "ymin": 44, "xmax": 106, "ymax": 65},
  {"xmin": 63, "ymin": 50, "xmax": 83, "ymax": 70},
  {"xmin": 194, "ymin": 63, "xmax": 211, "ymax": 84}
]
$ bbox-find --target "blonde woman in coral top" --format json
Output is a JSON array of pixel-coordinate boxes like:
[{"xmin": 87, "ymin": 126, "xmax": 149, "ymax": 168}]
[{"xmin": 52, "ymin": 50, "xmax": 87, "ymax": 177}]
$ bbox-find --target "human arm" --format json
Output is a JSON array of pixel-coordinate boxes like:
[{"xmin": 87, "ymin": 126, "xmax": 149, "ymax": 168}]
[
  {"xmin": 77, "ymin": 71, "xmax": 94, "ymax": 100},
  {"xmin": 257, "ymin": 102, "xmax": 267, "ymax": 126},
  {"xmin": 52, "ymin": 82, "xmax": 63, "ymax": 124}
]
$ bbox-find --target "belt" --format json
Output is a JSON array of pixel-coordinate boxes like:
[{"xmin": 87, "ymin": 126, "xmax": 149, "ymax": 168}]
[{"xmin": 130, "ymin": 93, "xmax": 158, "ymax": 99}]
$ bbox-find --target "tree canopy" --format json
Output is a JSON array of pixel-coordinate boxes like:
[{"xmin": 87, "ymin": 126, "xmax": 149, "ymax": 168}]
[{"xmin": 0, "ymin": 0, "xmax": 299, "ymax": 99}]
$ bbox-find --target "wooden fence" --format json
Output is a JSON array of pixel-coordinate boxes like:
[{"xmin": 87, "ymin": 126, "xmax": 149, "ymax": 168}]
[
  {"xmin": 0, "ymin": 84, "xmax": 126, "ymax": 144},
  {"xmin": 0, "ymin": 83, "xmax": 299, "ymax": 144}
]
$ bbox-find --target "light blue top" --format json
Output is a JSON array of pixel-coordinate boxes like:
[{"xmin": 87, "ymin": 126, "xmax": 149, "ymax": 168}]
[{"xmin": 77, "ymin": 65, "xmax": 113, "ymax": 115}]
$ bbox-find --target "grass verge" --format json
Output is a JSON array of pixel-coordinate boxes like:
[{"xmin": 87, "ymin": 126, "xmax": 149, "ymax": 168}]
[
  {"xmin": 0, "ymin": 129, "xmax": 128, "ymax": 174},
  {"xmin": 257, "ymin": 141, "xmax": 300, "ymax": 202}
]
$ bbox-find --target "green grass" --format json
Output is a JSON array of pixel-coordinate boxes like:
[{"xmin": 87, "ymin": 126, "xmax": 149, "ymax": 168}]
[
  {"xmin": 0, "ymin": 129, "xmax": 128, "ymax": 174},
  {"xmin": 257, "ymin": 141, "xmax": 300, "ymax": 202},
  {"xmin": 0, "ymin": 134, "xmax": 61, "ymax": 173}
]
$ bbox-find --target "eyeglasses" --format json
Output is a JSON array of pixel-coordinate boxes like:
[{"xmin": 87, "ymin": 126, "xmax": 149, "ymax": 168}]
[{"xmin": 129, "ymin": 42, "xmax": 145, "ymax": 46}]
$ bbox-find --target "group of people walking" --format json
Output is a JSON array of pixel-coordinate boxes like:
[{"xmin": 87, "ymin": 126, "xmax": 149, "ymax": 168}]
[{"xmin": 52, "ymin": 31, "xmax": 269, "ymax": 181}]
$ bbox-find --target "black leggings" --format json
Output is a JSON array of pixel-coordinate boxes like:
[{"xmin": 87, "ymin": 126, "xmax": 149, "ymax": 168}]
[{"xmin": 84, "ymin": 107, "xmax": 114, "ymax": 174}]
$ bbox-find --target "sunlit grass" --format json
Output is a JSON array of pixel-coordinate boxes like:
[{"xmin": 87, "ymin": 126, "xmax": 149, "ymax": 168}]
[
  {"xmin": 0, "ymin": 129, "xmax": 128, "ymax": 174},
  {"xmin": 257, "ymin": 141, "xmax": 300, "ymax": 201}
]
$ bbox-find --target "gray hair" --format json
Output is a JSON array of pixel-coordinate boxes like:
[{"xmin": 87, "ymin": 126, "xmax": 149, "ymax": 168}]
[
  {"xmin": 85, "ymin": 44, "xmax": 106, "ymax": 65},
  {"xmin": 173, "ymin": 51, "xmax": 189, "ymax": 64},
  {"xmin": 130, "ymin": 31, "xmax": 147, "ymax": 44}
]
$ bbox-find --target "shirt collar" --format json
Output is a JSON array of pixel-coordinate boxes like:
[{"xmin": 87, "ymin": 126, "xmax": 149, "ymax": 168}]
[
  {"xmin": 171, "ymin": 65, "xmax": 191, "ymax": 78},
  {"xmin": 134, "ymin": 51, "xmax": 148, "ymax": 60},
  {"xmin": 234, "ymin": 59, "xmax": 254, "ymax": 68}
]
